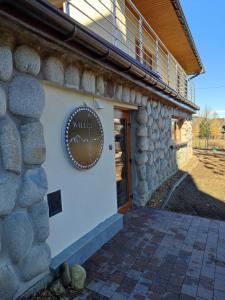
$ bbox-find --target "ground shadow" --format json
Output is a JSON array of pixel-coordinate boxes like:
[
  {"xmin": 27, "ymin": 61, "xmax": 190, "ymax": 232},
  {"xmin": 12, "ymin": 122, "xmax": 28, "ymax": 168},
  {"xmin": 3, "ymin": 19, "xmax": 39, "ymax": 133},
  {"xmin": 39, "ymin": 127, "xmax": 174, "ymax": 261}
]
[{"xmin": 165, "ymin": 151, "xmax": 225, "ymax": 221}]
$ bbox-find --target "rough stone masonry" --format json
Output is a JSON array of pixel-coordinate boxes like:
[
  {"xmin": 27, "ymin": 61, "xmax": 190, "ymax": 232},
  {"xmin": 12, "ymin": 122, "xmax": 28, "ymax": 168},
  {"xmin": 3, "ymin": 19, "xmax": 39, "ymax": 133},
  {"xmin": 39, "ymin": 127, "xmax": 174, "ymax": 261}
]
[
  {"xmin": 0, "ymin": 45, "xmax": 50, "ymax": 300},
  {"xmin": 0, "ymin": 41, "xmax": 193, "ymax": 299}
]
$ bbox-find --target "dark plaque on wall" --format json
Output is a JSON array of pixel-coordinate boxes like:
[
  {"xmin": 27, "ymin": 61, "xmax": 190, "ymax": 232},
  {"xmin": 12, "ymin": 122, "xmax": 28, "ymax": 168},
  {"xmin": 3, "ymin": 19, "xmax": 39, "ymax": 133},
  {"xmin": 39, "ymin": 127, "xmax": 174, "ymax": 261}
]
[
  {"xmin": 65, "ymin": 105, "xmax": 104, "ymax": 169},
  {"xmin": 47, "ymin": 190, "xmax": 62, "ymax": 217}
]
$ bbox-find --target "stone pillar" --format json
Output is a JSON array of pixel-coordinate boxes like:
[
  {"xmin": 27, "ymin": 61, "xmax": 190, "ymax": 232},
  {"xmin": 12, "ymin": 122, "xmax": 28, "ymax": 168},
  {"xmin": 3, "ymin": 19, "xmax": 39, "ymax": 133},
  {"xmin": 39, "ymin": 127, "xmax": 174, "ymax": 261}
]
[
  {"xmin": 0, "ymin": 45, "xmax": 50, "ymax": 300},
  {"xmin": 134, "ymin": 106, "xmax": 149, "ymax": 206}
]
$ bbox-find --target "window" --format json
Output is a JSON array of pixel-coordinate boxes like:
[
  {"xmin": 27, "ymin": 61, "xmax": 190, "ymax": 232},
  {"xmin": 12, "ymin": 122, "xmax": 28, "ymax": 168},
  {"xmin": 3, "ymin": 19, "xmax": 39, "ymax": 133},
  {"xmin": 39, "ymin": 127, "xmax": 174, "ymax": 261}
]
[{"xmin": 171, "ymin": 118, "xmax": 182, "ymax": 142}]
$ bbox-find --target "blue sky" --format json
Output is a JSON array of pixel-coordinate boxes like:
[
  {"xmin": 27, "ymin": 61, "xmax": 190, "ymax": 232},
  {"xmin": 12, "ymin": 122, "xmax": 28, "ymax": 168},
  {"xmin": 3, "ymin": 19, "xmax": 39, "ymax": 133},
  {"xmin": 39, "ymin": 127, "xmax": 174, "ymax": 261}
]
[{"xmin": 181, "ymin": 0, "xmax": 225, "ymax": 117}]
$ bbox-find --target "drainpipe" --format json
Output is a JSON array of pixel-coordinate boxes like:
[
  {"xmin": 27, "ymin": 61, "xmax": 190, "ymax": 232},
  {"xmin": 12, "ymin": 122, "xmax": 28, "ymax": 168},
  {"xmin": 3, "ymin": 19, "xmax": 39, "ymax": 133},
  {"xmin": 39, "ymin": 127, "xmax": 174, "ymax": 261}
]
[{"xmin": 188, "ymin": 73, "xmax": 200, "ymax": 81}]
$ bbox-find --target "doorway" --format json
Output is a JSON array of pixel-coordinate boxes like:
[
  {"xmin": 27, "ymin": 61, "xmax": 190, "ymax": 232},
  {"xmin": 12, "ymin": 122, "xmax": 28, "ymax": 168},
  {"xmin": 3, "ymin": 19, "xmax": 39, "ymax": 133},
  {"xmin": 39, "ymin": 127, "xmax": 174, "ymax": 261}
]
[{"xmin": 114, "ymin": 109, "xmax": 132, "ymax": 213}]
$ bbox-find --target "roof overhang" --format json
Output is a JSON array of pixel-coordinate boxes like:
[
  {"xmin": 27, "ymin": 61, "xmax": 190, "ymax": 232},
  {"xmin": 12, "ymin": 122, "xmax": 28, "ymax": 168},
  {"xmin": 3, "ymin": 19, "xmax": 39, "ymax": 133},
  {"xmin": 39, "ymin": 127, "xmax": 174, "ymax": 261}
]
[{"xmin": 132, "ymin": 0, "xmax": 204, "ymax": 75}]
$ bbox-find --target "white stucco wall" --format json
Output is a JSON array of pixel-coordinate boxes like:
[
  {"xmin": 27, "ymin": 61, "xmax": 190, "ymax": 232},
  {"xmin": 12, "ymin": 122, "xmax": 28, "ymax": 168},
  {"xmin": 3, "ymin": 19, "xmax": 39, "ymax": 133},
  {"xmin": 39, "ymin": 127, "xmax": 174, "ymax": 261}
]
[{"xmin": 41, "ymin": 83, "xmax": 117, "ymax": 258}]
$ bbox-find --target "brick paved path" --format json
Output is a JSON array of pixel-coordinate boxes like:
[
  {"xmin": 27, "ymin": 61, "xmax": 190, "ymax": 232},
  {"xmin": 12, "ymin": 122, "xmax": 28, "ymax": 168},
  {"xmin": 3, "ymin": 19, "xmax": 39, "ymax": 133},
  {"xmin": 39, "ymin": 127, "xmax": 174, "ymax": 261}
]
[{"xmin": 81, "ymin": 208, "xmax": 225, "ymax": 300}]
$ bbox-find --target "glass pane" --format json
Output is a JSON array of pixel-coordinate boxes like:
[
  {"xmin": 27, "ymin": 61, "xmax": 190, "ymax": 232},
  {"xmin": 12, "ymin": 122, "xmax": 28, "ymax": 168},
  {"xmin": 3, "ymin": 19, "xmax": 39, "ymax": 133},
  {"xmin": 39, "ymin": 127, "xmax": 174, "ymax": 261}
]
[{"xmin": 114, "ymin": 118, "xmax": 129, "ymax": 208}]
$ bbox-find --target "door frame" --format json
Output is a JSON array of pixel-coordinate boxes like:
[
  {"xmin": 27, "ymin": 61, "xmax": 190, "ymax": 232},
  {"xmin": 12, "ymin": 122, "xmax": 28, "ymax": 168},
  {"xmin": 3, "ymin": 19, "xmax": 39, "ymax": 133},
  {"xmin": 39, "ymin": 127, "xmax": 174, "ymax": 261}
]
[{"xmin": 114, "ymin": 108, "xmax": 132, "ymax": 214}]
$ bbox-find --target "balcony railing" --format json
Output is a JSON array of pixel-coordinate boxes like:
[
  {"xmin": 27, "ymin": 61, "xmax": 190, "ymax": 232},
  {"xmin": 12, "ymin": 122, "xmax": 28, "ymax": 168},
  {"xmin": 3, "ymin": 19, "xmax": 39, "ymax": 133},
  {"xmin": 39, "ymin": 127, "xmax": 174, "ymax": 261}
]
[{"xmin": 60, "ymin": 0, "xmax": 195, "ymax": 103}]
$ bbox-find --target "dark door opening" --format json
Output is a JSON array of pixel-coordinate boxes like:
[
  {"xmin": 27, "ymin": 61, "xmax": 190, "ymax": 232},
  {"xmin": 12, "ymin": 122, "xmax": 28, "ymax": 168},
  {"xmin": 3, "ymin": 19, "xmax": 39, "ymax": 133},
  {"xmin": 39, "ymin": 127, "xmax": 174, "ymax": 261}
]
[{"xmin": 114, "ymin": 109, "xmax": 132, "ymax": 213}]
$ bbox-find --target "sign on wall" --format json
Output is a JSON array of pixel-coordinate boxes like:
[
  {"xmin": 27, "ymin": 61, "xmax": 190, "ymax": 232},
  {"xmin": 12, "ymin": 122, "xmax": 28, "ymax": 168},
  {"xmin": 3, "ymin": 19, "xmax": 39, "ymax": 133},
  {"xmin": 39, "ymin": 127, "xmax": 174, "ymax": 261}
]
[{"xmin": 65, "ymin": 105, "xmax": 104, "ymax": 169}]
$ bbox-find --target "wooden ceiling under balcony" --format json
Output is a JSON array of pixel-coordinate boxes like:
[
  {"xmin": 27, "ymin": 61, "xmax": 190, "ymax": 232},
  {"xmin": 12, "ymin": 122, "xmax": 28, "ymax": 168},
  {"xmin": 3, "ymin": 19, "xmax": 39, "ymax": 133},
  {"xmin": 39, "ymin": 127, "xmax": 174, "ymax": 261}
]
[{"xmin": 132, "ymin": 0, "xmax": 203, "ymax": 75}]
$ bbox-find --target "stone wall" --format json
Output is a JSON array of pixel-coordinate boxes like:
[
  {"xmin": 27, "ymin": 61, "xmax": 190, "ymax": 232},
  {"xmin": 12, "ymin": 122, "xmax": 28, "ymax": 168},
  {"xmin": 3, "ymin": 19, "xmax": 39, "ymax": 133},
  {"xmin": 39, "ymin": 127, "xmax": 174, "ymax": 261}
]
[
  {"xmin": 133, "ymin": 102, "xmax": 192, "ymax": 206},
  {"xmin": 0, "ymin": 40, "xmax": 193, "ymax": 299},
  {"xmin": 0, "ymin": 45, "xmax": 50, "ymax": 299}
]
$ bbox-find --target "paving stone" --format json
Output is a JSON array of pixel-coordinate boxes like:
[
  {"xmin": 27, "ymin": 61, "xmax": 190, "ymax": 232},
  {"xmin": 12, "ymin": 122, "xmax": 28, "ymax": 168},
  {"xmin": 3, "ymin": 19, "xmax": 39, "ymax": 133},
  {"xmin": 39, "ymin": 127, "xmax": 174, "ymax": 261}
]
[
  {"xmin": 181, "ymin": 284, "xmax": 197, "ymax": 297},
  {"xmin": 83, "ymin": 208, "xmax": 224, "ymax": 299},
  {"xmin": 214, "ymin": 289, "xmax": 225, "ymax": 300},
  {"xmin": 197, "ymin": 286, "xmax": 213, "ymax": 300}
]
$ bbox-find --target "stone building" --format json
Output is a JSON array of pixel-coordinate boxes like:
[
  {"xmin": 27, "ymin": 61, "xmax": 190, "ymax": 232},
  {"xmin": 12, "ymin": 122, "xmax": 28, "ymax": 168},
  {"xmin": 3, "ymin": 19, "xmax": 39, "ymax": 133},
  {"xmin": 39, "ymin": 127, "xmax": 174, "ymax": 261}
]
[{"xmin": 0, "ymin": 0, "xmax": 204, "ymax": 298}]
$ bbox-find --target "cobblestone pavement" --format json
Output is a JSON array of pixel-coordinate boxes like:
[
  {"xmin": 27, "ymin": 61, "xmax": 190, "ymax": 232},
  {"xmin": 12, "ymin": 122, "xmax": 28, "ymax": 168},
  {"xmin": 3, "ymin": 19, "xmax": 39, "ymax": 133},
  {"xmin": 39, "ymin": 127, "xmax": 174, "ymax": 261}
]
[{"xmin": 80, "ymin": 208, "xmax": 225, "ymax": 300}]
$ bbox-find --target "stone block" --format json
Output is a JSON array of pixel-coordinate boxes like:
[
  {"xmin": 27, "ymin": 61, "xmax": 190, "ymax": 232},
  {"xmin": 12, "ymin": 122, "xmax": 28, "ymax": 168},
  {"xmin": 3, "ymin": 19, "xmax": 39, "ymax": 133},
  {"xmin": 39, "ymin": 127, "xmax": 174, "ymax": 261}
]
[
  {"xmin": 96, "ymin": 75, "xmax": 105, "ymax": 95},
  {"xmin": 81, "ymin": 70, "xmax": 95, "ymax": 93},
  {"xmin": 0, "ymin": 86, "xmax": 6, "ymax": 117},
  {"xmin": 147, "ymin": 101, "xmax": 152, "ymax": 114},
  {"xmin": 152, "ymin": 101, "xmax": 157, "ymax": 108},
  {"xmin": 149, "ymin": 141, "xmax": 155, "ymax": 152},
  {"xmin": 141, "ymin": 96, "xmax": 148, "ymax": 106},
  {"xmin": 137, "ymin": 137, "xmax": 149, "ymax": 151},
  {"xmin": 0, "ymin": 118, "xmax": 22, "ymax": 174},
  {"xmin": 136, "ymin": 107, "xmax": 148, "ymax": 125},
  {"xmin": 43, "ymin": 56, "xmax": 64, "ymax": 85},
  {"xmin": 14, "ymin": 45, "xmax": 41, "ymax": 75},
  {"xmin": 0, "ymin": 45, "xmax": 13, "ymax": 81},
  {"xmin": 18, "ymin": 167, "xmax": 48, "ymax": 208},
  {"xmin": 0, "ymin": 262, "xmax": 18, "ymax": 300},
  {"xmin": 0, "ymin": 221, "xmax": 2, "ymax": 252},
  {"xmin": 130, "ymin": 89, "xmax": 136, "ymax": 104},
  {"xmin": 147, "ymin": 115, "xmax": 154, "ymax": 127},
  {"xmin": 65, "ymin": 65, "xmax": 80, "ymax": 89},
  {"xmin": 8, "ymin": 75, "xmax": 45, "ymax": 118},
  {"xmin": 136, "ymin": 126, "xmax": 148, "ymax": 137},
  {"xmin": 122, "ymin": 86, "xmax": 130, "ymax": 103},
  {"xmin": 0, "ymin": 172, "xmax": 20, "ymax": 216},
  {"xmin": 4, "ymin": 211, "xmax": 33, "ymax": 263},
  {"xmin": 137, "ymin": 165, "xmax": 146, "ymax": 180},
  {"xmin": 30, "ymin": 200, "xmax": 49, "ymax": 243},
  {"xmin": 70, "ymin": 264, "xmax": 86, "ymax": 290},
  {"xmin": 21, "ymin": 243, "xmax": 51, "ymax": 281},
  {"xmin": 137, "ymin": 180, "xmax": 148, "ymax": 195},
  {"xmin": 20, "ymin": 121, "xmax": 46, "ymax": 165},
  {"xmin": 158, "ymin": 116, "xmax": 164, "ymax": 129},
  {"xmin": 115, "ymin": 85, "xmax": 122, "ymax": 100},
  {"xmin": 135, "ymin": 152, "xmax": 148, "ymax": 165},
  {"xmin": 135, "ymin": 92, "xmax": 142, "ymax": 105}
]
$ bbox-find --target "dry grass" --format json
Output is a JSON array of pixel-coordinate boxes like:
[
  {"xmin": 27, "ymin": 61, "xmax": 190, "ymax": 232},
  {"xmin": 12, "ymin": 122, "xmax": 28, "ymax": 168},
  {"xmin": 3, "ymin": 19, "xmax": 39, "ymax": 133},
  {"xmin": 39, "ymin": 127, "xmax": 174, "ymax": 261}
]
[{"xmin": 193, "ymin": 138, "xmax": 225, "ymax": 150}]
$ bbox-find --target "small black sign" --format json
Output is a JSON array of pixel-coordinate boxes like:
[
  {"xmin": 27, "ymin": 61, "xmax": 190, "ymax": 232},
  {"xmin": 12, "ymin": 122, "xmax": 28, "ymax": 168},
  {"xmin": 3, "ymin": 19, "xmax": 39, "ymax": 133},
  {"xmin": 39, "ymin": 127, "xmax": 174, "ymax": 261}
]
[{"xmin": 47, "ymin": 190, "xmax": 62, "ymax": 217}]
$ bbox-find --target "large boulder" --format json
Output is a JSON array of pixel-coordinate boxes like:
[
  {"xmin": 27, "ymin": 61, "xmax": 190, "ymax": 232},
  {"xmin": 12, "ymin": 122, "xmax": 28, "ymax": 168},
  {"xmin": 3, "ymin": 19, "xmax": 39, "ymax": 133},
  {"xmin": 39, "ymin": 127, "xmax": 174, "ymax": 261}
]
[
  {"xmin": 21, "ymin": 243, "xmax": 51, "ymax": 281},
  {"xmin": 0, "ymin": 45, "xmax": 13, "ymax": 81},
  {"xmin": 0, "ymin": 118, "xmax": 22, "ymax": 174},
  {"xmin": 18, "ymin": 167, "xmax": 48, "ymax": 208},
  {"xmin": 30, "ymin": 201, "xmax": 49, "ymax": 243},
  {"xmin": 8, "ymin": 75, "xmax": 45, "ymax": 118},
  {"xmin": 43, "ymin": 56, "xmax": 64, "ymax": 85},
  {"xmin": 136, "ymin": 107, "xmax": 148, "ymax": 125},
  {"xmin": 0, "ymin": 262, "xmax": 18, "ymax": 300},
  {"xmin": 20, "ymin": 121, "xmax": 46, "ymax": 165},
  {"xmin": 0, "ymin": 172, "xmax": 20, "ymax": 216},
  {"xmin": 65, "ymin": 65, "xmax": 80, "ymax": 89},
  {"xmin": 81, "ymin": 70, "xmax": 95, "ymax": 94},
  {"xmin": 4, "ymin": 211, "xmax": 33, "ymax": 263},
  {"xmin": 14, "ymin": 45, "xmax": 41, "ymax": 75},
  {"xmin": 0, "ymin": 86, "xmax": 6, "ymax": 117}
]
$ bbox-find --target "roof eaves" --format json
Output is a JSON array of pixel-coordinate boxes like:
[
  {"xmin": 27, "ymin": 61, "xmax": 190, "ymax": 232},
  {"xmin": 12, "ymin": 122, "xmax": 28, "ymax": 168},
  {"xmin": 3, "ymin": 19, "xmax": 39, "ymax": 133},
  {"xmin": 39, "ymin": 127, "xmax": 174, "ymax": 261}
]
[{"xmin": 171, "ymin": 0, "xmax": 205, "ymax": 74}]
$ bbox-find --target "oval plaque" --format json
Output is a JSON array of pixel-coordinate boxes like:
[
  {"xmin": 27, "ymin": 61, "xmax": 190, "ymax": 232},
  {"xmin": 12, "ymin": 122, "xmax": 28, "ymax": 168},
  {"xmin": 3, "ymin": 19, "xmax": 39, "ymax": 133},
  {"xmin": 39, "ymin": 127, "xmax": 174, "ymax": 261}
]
[{"xmin": 65, "ymin": 106, "xmax": 104, "ymax": 169}]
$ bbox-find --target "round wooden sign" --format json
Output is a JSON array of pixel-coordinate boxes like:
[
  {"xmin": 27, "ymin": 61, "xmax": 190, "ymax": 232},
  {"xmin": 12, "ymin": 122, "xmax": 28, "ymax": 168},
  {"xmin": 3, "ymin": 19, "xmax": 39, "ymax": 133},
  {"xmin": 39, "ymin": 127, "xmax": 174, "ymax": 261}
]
[{"xmin": 65, "ymin": 106, "xmax": 104, "ymax": 169}]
